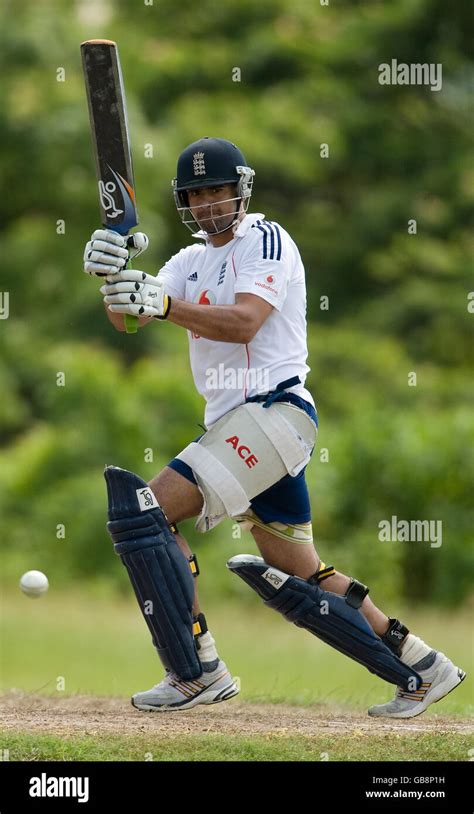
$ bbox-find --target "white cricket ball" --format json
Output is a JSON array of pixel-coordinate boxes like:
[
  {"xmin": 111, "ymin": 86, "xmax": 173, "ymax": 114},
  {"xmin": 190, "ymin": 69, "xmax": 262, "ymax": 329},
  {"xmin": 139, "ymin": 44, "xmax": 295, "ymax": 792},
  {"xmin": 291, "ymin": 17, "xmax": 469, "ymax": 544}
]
[{"xmin": 20, "ymin": 570, "xmax": 49, "ymax": 598}]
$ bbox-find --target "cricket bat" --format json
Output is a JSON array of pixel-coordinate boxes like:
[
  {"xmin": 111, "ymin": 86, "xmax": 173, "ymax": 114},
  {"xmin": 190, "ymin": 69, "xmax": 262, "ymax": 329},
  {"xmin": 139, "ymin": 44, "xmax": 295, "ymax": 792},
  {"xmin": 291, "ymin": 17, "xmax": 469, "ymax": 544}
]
[{"xmin": 81, "ymin": 39, "xmax": 138, "ymax": 334}]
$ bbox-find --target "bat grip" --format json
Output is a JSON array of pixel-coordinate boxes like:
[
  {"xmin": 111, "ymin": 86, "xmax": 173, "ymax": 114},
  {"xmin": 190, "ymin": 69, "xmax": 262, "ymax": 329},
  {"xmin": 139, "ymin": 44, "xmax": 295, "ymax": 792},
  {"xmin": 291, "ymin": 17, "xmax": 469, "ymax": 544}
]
[
  {"xmin": 124, "ymin": 314, "xmax": 138, "ymax": 334},
  {"xmin": 122, "ymin": 250, "xmax": 138, "ymax": 334}
]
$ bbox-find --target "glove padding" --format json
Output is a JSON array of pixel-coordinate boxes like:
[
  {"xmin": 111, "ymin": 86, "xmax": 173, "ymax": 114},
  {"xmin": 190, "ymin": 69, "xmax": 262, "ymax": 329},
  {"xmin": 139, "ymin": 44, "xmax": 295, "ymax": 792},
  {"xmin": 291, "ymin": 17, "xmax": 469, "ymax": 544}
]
[
  {"xmin": 100, "ymin": 270, "xmax": 171, "ymax": 319},
  {"xmin": 84, "ymin": 229, "xmax": 149, "ymax": 277}
]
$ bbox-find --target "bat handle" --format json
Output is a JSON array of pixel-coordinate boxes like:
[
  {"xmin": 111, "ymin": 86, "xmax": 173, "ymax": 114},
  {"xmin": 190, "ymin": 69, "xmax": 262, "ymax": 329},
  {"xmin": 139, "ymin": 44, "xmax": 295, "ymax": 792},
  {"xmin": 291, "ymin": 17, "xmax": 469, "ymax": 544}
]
[
  {"xmin": 121, "ymin": 239, "xmax": 138, "ymax": 334},
  {"xmin": 124, "ymin": 314, "xmax": 138, "ymax": 334}
]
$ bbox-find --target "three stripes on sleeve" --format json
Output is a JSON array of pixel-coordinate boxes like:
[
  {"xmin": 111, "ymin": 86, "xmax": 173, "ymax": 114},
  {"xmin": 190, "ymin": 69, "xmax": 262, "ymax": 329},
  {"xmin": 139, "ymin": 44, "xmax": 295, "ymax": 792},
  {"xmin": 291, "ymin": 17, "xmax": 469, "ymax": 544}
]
[{"xmin": 252, "ymin": 219, "xmax": 282, "ymax": 261}]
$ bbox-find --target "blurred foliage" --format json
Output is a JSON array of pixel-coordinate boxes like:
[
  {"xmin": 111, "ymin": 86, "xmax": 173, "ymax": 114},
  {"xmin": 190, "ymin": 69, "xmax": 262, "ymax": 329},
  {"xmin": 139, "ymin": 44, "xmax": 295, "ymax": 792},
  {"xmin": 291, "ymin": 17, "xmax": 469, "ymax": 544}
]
[{"xmin": 0, "ymin": 0, "xmax": 472, "ymax": 607}]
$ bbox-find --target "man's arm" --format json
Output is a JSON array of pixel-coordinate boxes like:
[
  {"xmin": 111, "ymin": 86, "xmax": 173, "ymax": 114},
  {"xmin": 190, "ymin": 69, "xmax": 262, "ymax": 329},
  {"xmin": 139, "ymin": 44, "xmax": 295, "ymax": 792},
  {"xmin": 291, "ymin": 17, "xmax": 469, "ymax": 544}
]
[
  {"xmin": 167, "ymin": 293, "xmax": 273, "ymax": 343},
  {"xmin": 101, "ymin": 273, "xmax": 273, "ymax": 340}
]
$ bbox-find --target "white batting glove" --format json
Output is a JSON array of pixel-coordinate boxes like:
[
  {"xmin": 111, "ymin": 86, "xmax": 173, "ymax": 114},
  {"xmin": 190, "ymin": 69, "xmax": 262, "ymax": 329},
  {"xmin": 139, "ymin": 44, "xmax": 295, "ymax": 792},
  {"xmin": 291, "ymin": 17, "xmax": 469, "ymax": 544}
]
[
  {"xmin": 100, "ymin": 270, "xmax": 172, "ymax": 319},
  {"xmin": 83, "ymin": 229, "xmax": 149, "ymax": 277}
]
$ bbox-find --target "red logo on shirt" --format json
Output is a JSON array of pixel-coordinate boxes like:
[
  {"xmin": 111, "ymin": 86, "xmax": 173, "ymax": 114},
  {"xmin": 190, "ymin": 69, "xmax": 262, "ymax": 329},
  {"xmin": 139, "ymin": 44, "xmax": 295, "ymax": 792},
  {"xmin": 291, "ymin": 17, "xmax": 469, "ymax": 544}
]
[
  {"xmin": 193, "ymin": 289, "xmax": 217, "ymax": 338},
  {"xmin": 266, "ymin": 275, "xmax": 274, "ymax": 283},
  {"xmin": 198, "ymin": 289, "xmax": 216, "ymax": 305},
  {"xmin": 255, "ymin": 280, "xmax": 278, "ymax": 295}
]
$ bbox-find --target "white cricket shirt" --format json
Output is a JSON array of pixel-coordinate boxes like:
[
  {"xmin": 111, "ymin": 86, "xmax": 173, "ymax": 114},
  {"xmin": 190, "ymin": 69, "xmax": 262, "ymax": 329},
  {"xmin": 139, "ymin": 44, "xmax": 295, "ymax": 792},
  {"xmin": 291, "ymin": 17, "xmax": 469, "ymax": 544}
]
[{"xmin": 158, "ymin": 213, "xmax": 314, "ymax": 427}]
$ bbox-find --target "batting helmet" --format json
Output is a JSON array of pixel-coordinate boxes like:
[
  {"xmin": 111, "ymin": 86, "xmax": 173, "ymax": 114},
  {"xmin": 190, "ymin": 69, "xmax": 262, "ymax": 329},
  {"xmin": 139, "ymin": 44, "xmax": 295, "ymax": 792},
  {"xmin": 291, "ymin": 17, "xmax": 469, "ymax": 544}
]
[{"xmin": 172, "ymin": 137, "xmax": 255, "ymax": 233}]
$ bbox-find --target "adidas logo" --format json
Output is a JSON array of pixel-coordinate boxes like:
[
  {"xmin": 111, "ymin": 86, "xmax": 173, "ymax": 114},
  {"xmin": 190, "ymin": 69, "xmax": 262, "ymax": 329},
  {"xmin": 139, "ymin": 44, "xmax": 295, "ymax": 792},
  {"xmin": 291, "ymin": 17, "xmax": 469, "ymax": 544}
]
[{"xmin": 187, "ymin": 271, "xmax": 198, "ymax": 281}]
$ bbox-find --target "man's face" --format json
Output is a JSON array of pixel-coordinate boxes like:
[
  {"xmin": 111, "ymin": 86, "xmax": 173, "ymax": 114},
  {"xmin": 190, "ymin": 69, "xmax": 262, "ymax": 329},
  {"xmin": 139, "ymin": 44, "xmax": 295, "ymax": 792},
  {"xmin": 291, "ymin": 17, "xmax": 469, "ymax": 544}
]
[{"xmin": 187, "ymin": 183, "xmax": 239, "ymax": 233}]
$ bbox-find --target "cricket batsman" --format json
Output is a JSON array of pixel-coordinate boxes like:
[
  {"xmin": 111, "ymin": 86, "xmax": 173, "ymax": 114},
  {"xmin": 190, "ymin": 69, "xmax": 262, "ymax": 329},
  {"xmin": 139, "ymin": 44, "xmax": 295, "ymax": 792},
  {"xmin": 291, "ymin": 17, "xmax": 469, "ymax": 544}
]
[{"xmin": 83, "ymin": 137, "xmax": 465, "ymax": 717}]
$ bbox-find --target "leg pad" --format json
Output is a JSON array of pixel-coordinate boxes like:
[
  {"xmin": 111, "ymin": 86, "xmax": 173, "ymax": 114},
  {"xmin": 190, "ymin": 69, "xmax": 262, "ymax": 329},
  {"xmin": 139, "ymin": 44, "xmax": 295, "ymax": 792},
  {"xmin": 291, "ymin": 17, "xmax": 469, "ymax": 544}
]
[
  {"xmin": 227, "ymin": 555, "xmax": 421, "ymax": 691},
  {"xmin": 105, "ymin": 466, "xmax": 202, "ymax": 680}
]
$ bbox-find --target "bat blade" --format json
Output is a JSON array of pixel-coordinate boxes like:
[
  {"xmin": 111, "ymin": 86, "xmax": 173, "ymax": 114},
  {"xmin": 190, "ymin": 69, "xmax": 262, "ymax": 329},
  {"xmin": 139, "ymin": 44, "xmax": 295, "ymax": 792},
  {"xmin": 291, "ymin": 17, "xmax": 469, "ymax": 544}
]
[
  {"xmin": 81, "ymin": 39, "xmax": 138, "ymax": 234},
  {"xmin": 81, "ymin": 39, "xmax": 138, "ymax": 332}
]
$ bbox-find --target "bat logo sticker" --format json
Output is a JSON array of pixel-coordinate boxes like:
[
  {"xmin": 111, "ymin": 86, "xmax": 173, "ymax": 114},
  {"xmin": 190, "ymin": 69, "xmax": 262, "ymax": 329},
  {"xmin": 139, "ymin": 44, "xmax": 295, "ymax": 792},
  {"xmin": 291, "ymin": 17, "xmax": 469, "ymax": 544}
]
[
  {"xmin": 98, "ymin": 179, "xmax": 123, "ymax": 219},
  {"xmin": 99, "ymin": 165, "xmax": 137, "ymax": 233}
]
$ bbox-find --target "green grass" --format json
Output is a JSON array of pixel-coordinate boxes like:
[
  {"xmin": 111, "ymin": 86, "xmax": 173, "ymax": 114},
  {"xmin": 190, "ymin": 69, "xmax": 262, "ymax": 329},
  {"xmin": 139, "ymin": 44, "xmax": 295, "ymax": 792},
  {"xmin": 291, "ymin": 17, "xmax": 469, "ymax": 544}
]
[
  {"xmin": 2, "ymin": 589, "xmax": 472, "ymax": 761},
  {"xmin": 1, "ymin": 589, "xmax": 472, "ymax": 715},
  {"xmin": 2, "ymin": 731, "xmax": 472, "ymax": 762}
]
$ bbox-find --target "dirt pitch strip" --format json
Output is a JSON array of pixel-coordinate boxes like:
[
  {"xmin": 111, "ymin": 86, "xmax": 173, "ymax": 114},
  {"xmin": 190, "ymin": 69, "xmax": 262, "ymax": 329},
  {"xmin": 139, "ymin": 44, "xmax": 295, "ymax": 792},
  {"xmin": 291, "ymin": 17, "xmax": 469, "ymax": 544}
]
[{"xmin": 1, "ymin": 692, "xmax": 472, "ymax": 739}]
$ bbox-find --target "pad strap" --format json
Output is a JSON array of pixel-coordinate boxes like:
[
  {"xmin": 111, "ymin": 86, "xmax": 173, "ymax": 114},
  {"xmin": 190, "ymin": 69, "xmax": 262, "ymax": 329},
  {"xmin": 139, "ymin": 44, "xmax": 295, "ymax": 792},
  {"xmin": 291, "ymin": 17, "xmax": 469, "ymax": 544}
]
[
  {"xmin": 178, "ymin": 442, "xmax": 250, "ymax": 516},
  {"xmin": 193, "ymin": 612, "xmax": 208, "ymax": 638},
  {"xmin": 382, "ymin": 617, "xmax": 409, "ymax": 655},
  {"xmin": 248, "ymin": 402, "xmax": 310, "ymax": 476},
  {"xmin": 245, "ymin": 376, "xmax": 302, "ymax": 408},
  {"xmin": 345, "ymin": 578, "xmax": 369, "ymax": 609},
  {"xmin": 308, "ymin": 561, "xmax": 336, "ymax": 584}
]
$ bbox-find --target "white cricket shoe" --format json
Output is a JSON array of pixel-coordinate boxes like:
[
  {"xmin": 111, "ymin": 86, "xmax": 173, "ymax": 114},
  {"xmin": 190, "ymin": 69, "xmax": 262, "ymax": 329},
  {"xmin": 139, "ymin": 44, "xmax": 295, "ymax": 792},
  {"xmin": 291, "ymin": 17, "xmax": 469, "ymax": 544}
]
[
  {"xmin": 368, "ymin": 651, "xmax": 466, "ymax": 719},
  {"xmin": 131, "ymin": 660, "xmax": 239, "ymax": 711}
]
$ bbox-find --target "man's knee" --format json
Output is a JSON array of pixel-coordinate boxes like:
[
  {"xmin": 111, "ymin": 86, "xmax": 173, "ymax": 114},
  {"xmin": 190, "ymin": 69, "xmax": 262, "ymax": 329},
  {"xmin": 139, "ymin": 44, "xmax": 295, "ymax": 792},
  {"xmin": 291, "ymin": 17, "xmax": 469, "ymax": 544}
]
[
  {"xmin": 236, "ymin": 508, "xmax": 314, "ymax": 545},
  {"xmin": 148, "ymin": 465, "xmax": 203, "ymax": 524},
  {"xmin": 248, "ymin": 523, "xmax": 319, "ymax": 580}
]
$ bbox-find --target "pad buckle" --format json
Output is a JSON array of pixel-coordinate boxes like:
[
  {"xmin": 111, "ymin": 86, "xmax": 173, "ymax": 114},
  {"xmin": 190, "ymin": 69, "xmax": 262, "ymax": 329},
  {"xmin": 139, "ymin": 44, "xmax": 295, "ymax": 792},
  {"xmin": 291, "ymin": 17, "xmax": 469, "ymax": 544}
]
[{"xmin": 188, "ymin": 554, "xmax": 200, "ymax": 577}]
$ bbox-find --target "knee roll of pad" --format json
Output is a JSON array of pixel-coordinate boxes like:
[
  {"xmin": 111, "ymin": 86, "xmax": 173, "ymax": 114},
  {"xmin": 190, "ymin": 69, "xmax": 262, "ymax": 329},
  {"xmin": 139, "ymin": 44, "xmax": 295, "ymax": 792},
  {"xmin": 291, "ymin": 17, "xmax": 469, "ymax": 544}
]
[
  {"xmin": 104, "ymin": 465, "xmax": 202, "ymax": 681},
  {"xmin": 227, "ymin": 555, "xmax": 422, "ymax": 692}
]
